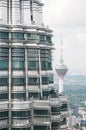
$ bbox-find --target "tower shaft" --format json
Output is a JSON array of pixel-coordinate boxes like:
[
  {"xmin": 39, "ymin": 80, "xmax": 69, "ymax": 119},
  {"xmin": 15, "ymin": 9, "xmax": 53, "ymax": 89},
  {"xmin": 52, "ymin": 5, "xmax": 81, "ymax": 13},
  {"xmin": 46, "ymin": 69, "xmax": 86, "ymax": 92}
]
[{"xmin": 59, "ymin": 78, "xmax": 63, "ymax": 94}]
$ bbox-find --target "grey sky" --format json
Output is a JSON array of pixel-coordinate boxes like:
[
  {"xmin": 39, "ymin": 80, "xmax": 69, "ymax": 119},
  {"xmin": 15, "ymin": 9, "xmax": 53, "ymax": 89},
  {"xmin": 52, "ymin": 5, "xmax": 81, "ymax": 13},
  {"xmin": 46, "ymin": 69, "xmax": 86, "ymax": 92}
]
[{"xmin": 42, "ymin": 0, "xmax": 86, "ymax": 74}]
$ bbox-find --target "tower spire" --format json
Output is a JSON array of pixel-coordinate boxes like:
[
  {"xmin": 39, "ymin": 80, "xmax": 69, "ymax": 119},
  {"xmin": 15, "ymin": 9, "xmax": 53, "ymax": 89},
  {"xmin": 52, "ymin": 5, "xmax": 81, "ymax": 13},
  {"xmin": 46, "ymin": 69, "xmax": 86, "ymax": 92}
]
[{"xmin": 60, "ymin": 39, "xmax": 63, "ymax": 65}]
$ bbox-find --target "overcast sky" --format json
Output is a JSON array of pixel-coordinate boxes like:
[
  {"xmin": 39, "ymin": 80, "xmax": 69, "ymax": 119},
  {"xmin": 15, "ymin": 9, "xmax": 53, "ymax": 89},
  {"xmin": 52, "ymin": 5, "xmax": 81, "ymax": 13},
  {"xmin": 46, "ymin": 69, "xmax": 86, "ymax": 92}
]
[{"xmin": 42, "ymin": 0, "xmax": 86, "ymax": 74}]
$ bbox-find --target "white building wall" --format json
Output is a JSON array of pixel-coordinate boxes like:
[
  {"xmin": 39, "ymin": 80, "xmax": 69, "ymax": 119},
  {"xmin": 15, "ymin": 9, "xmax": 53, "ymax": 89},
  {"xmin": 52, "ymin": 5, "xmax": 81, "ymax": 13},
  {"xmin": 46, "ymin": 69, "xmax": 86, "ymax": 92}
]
[
  {"xmin": 0, "ymin": 0, "xmax": 8, "ymax": 24},
  {"xmin": 32, "ymin": 3, "xmax": 43, "ymax": 26},
  {"xmin": 12, "ymin": 0, "xmax": 20, "ymax": 25},
  {"xmin": 23, "ymin": 0, "xmax": 31, "ymax": 25},
  {"xmin": 32, "ymin": 2, "xmax": 39, "ymax": 25},
  {"xmin": 38, "ymin": 5, "xmax": 43, "ymax": 26}
]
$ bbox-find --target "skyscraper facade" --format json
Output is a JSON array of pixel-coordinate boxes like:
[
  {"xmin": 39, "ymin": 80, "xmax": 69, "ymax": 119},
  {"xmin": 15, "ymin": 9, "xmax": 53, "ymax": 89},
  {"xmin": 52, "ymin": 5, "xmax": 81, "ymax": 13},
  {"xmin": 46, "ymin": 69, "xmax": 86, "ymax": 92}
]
[{"xmin": 0, "ymin": 0, "xmax": 68, "ymax": 130}]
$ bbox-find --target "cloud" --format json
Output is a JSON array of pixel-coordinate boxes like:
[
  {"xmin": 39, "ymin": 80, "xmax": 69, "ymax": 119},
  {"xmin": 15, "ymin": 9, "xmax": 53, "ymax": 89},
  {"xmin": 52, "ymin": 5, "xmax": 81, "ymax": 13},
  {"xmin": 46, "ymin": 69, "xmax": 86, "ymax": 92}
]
[{"xmin": 43, "ymin": 0, "xmax": 86, "ymax": 28}]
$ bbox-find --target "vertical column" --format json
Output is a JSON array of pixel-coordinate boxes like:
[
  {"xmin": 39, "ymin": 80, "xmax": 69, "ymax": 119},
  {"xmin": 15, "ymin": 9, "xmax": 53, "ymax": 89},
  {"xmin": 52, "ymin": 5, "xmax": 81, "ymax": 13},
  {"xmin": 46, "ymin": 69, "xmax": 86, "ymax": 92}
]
[
  {"xmin": 32, "ymin": 2, "xmax": 39, "ymax": 25},
  {"xmin": 38, "ymin": 47, "xmax": 42, "ymax": 98},
  {"xmin": 31, "ymin": 98, "xmax": 34, "ymax": 130},
  {"xmin": 8, "ymin": 0, "xmax": 12, "ymax": 24},
  {"xmin": 25, "ymin": 48, "xmax": 28, "ymax": 100},
  {"xmin": 30, "ymin": 0, "xmax": 33, "ymax": 22},
  {"xmin": 23, "ymin": 0, "xmax": 31, "ymax": 25},
  {"xmin": 0, "ymin": 0, "xmax": 8, "ymax": 24},
  {"xmin": 38, "ymin": 5, "xmax": 43, "ymax": 26},
  {"xmin": 31, "ymin": 1, "xmax": 43, "ymax": 26},
  {"xmin": 20, "ymin": 0, "xmax": 24, "ymax": 24},
  {"xmin": 12, "ymin": 0, "xmax": 20, "ymax": 25},
  {"xmin": 9, "ymin": 47, "xmax": 12, "ymax": 130}
]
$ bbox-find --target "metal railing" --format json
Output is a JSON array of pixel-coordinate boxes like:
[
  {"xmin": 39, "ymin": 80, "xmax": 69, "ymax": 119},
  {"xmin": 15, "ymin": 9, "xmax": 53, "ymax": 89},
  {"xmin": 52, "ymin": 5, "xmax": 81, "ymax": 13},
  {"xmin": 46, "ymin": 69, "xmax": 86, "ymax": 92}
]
[
  {"xmin": 0, "ymin": 119, "xmax": 8, "ymax": 126},
  {"xmin": 12, "ymin": 119, "xmax": 31, "ymax": 126},
  {"xmin": 0, "ymin": 102, "xmax": 9, "ymax": 110},
  {"xmin": 33, "ymin": 118, "xmax": 50, "ymax": 124}
]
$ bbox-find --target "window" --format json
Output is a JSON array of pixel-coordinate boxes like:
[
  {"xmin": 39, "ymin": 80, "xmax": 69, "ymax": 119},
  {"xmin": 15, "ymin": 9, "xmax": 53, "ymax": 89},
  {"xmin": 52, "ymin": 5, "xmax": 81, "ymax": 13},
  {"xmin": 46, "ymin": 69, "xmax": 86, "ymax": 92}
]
[
  {"xmin": 42, "ymin": 76, "xmax": 48, "ymax": 85},
  {"xmin": 43, "ymin": 91, "xmax": 49, "ymax": 97},
  {"xmin": 40, "ymin": 35, "xmax": 46, "ymax": 41},
  {"xmin": 12, "ymin": 77, "xmax": 25, "ymax": 86},
  {"xmin": 28, "ymin": 93, "xmax": 40, "ymax": 98},
  {"xmin": 48, "ymin": 75, "xmax": 53, "ymax": 84},
  {"xmin": 34, "ymin": 126, "xmax": 48, "ymax": 130},
  {"xmin": 28, "ymin": 77, "xmax": 39, "ymax": 85},
  {"xmin": 12, "ymin": 111, "xmax": 31, "ymax": 118},
  {"xmin": 34, "ymin": 110, "xmax": 48, "ymax": 116},
  {"xmin": 61, "ymin": 104, "xmax": 67, "ymax": 111},
  {"xmin": 51, "ymin": 107, "xmax": 60, "ymax": 113},
  {"xmin": 0, "ymin": 77, "xmax": 8, "ymax": 86},
  {"xmin": 28, "ymin": 61, "xmax": 38, "ymax": 70},
  {"xmin": 12, "ymin": 48, "xmax": 25, "ymax": 59},
  {"xmin": 27, "ymin": 33, "xmax": 38, "ymax": 40},
  {"xmin": 40, "ymin": 49, "xmax": 47, "ymax": 58},
  {"xmin": 2, "ymin": 128, "xmax": 9, "ymax": 130},
  {"xmin": 41, "ymin": 61, "xmax": 52, "ymax": 70},
  {"xmin": 11, "ymin": 32, "xmax": 24, "ymax": 39},
  {"xmin": 47, "ymin": 61, "xmax": 52, "ymax": 70},
  {"xmin": 46, "ymin": 36, "xmax": 52, "ymax": 43},
  {"xmin": 0, "ymin": 111, "xmax": 8, "ymax": 118},
  {"xmin": 42, "ymin": 75, "xmax": 53, "ymax": 85},
  {"xmin": 12, "ymin": 60, "xmax": 24, "ymax": 69},
  {"xmin": 0, "ymin": 48, "xmax": 9, "ymax": 54},
  {"xmin": 0, "ymin": 60, "xmax": 8, "ymax": 69},
  {"xmin": 12, "ymin": 128, "xmax": 31, "ymax": 130},
  {"xmin": 0, "ymin": 32, "xmax": 9, "ymax": 39},
  {"xmin": 0, "ymin": 48, "xmax": 9, "ymax": 60},
  {"xmin": 27, "ymin": 48, "xmax": 38, "ymax": 58},
  {"xmin": 52, "ymin": 122, "xmax": 59, "ymax": 128},
  {"xmin": 0, "ymin": 93, "xmax": 8, "ymax": 100},
  {"xmin": 12, "ymin": 48, "xmax": 24, "ymax": 53},
  {"xmin": 12, "ymin": 93, "xmax": 26, "ymax": 99},
  {"xmin": 41, "ymin": 61, "xmax": 47, "ymax": 70},
  {"xmin": 60, "ymin": 118, "xmax": 66, "ymax": 125}
]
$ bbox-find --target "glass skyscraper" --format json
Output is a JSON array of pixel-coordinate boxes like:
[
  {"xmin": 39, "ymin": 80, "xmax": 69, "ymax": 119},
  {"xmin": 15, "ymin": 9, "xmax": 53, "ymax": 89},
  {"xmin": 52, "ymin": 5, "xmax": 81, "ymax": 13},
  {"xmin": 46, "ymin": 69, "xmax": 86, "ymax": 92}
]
[{"xmin": 0, "ymin": 0, "xmax": 68, "ymax": 130}]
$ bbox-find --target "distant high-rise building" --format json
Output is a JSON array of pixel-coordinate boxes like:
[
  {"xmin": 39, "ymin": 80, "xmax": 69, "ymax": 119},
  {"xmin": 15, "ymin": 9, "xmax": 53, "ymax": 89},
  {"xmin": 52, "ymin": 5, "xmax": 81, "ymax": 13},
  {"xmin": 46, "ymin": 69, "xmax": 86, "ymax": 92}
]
[
  {"xmin": 71, "ymin": 105, "xmax": 78, "ymax": 118},
  {"xmin": 0, "ymin": 0, "xmax": 68, "ymax": 130}
]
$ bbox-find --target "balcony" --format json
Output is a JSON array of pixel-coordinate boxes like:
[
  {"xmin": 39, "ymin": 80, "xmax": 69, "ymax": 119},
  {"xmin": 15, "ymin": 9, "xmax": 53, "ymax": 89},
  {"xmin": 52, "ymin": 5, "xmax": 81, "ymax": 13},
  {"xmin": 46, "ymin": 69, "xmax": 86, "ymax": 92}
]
[
  {"xmin": 61, "ymin": 111, "xmax": 68, "ymax": 117},
  {"xmin": 41, "ymin": 85, "xmax": 49, "ymax": 90},
  {"xmin": 28, "ymin": 71, "xmax": 39, "ymax": 76},
  {"xmin": 0, "ymin": 71, "xmax": 8, "ymax": 76},
  {"xmin": 51, "ymin": 127, "xmax": 60, "ymax": 130},
  {"xmin": 59, "ymin": 96, "xmax": 68, "ymax": 103},
  {"xmin": 50, "ymin": 98, "xmax": 61, "ymax": 106},
  {"xmin": 28, "ymin": 86, "xmax": 40, "ymax": 92},
  {"xmin": 33, "ymin": 100, "xmax": 50, "ymax": 109},
  {"xmin": 12, "ymin": 70, "xmax": 24, "ymax": 76},
  {"xmin": 26, "ymin": 39, "xmax": 39, "ymax": 44},
  {"xmin": 0, "ymin": 119, "xmax": 8, "ymax": 127},
  {"xmin": 60, "ymin": 124, "xmax": 67, "ymax": 129},
  {"xmin": 0, "ymin": 86, "xmax": 8, "ymax": 91},
  {"xmin": 33, "ymin": 118, "xmax": 50, "ymax": 125},
  {"xmin": 51, "ymin": 115, "xmax": 61, "ymax": 121},
  {"xmin": 41, "ymin": 70, "xmax": 53, "ymax": 75},
  {"xmin": 0, "ymin": 101, "xmax": 8, "ymax": 110},
  {"xmin": 12, "ymin": 119, "xmax": 31, "ymax": 126},
  {"xmin": 12, "ymin": 86, "xmax": 25, "ymax": 91},
  {"xmin": 12, "ymin": 101, "xmax": 32, "ymax": 110}
]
